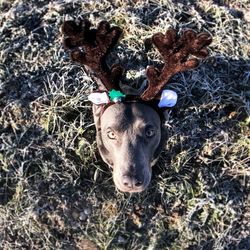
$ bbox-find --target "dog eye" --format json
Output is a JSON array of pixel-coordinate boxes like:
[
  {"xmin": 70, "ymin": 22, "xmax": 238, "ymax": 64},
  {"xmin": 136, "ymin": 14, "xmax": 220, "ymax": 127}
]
[
  {"xmin": 107, "ymin": 131, "xmax": 116, "ymax": 140},
  {"xmin": 145, "ymin": 127, "xmax": 155, "ymax": 138}
]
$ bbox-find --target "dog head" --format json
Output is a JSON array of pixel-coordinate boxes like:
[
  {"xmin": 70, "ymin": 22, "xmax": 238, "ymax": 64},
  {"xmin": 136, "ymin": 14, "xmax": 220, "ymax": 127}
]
[{"xmin": 61, "ymin": 19, "xmax": 212, "ymax": 192}]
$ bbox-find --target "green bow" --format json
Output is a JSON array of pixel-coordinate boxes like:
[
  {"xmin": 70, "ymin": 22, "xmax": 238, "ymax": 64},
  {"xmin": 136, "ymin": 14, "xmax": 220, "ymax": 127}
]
[{"xmin": 109, "ymin": 89, "xmax": 126, "ymax": 102}]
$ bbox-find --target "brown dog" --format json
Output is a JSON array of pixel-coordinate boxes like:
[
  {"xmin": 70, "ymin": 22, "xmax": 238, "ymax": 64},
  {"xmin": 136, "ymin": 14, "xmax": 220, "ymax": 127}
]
[
  {"xmin": 93, "ymin": 102, "xmax": 167, "ymax": 192},
  {"xmin": 61, "ymin": 20, "xmax": 212, "ymax": 192}
]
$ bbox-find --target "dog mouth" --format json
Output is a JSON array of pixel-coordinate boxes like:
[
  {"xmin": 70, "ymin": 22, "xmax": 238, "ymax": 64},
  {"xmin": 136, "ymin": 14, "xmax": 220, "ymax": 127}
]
[
  {"xmin": 116, "ymin": 184, "xmax": 148, "ymax": 193},
  {"xmin": 113, "ymin": 171, "xmax": 151, "ymax": 193}
]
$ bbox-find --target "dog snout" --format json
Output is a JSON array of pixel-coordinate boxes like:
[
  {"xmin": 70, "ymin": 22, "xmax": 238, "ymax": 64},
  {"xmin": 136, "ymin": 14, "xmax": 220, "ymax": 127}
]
[
  {"xmin": 122, "ymin": 173, "xmax": 144, "ymax": 189},
  {"xmin": 113, "ymin": 161, "xmax": 152, "ymax": 192}
]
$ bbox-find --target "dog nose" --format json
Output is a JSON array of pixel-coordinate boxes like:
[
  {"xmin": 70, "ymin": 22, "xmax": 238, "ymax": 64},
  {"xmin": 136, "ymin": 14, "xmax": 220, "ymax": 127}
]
[{"xmin": 122, "ymin": 174, "xmax": 143, "ymax": 189}]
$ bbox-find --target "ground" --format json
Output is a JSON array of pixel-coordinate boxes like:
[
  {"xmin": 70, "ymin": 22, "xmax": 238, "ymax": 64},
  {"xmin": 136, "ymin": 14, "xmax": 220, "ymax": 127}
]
[{"xmin": 0, "ymin": 0, "xmax": 249, "ymax": 249}]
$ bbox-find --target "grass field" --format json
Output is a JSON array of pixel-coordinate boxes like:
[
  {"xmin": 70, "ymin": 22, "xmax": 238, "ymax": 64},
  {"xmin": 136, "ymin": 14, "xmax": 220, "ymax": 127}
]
[{"xmin": 0, "ymin": 0, "xmax": 249, "ymax": 249}]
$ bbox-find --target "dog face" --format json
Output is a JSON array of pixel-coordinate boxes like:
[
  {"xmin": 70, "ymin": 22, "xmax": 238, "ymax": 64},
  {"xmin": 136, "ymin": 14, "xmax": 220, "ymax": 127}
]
[{"xmin": 93, "ymin": 103, "xmax": 167, "ymax": 192}]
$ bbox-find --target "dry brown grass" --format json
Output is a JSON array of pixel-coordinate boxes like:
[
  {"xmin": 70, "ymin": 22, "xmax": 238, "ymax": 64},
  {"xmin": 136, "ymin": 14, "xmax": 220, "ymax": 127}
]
[{"xmin": 0, "ymin": 0, "xmax": 249, "ymax": 249}]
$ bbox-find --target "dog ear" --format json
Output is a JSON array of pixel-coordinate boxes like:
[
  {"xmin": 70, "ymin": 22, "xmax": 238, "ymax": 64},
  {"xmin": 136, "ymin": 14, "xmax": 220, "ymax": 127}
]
[{"xmin": 92, "ymin": 105, "xmax": 114, "ymax": 167}]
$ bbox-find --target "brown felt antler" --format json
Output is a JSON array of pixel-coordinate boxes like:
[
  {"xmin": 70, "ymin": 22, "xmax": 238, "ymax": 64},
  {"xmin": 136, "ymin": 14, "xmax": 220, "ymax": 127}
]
[
  {"xmin": 141, "ymin": 29, "xmax": 212, "ymax": 101},
  {"xmin": 61, "ymin": 20, "xmax": 124, "ymax": 91}
]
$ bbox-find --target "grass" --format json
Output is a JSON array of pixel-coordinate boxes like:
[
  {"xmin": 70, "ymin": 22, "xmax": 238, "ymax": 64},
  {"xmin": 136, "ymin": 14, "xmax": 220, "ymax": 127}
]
[{"xmin": 0, "ymin": 0, "xmax": 249, "ymax": 249}]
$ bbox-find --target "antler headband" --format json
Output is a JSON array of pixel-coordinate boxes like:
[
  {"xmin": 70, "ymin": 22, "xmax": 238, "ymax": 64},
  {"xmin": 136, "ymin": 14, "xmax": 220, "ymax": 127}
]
[{"xmin": 61, "ymin": 19, "xmax": 212, "ymax": 105}]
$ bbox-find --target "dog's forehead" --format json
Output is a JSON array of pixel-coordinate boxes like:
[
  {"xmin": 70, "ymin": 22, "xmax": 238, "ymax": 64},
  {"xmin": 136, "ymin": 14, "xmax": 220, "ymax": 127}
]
[{"xmin": 100, "ymin": 103, "xmax": 161, "ymax": 130}]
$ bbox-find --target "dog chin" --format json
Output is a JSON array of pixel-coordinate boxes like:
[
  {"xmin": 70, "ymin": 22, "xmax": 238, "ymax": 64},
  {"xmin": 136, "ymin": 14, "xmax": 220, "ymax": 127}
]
[
  {"xmin": 116, "ymin": 184, "xmax": 147, "ymax": 193},
  {"xmin": 113, "ymin": 176, "xmax": 151, "ymax": 193}
]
